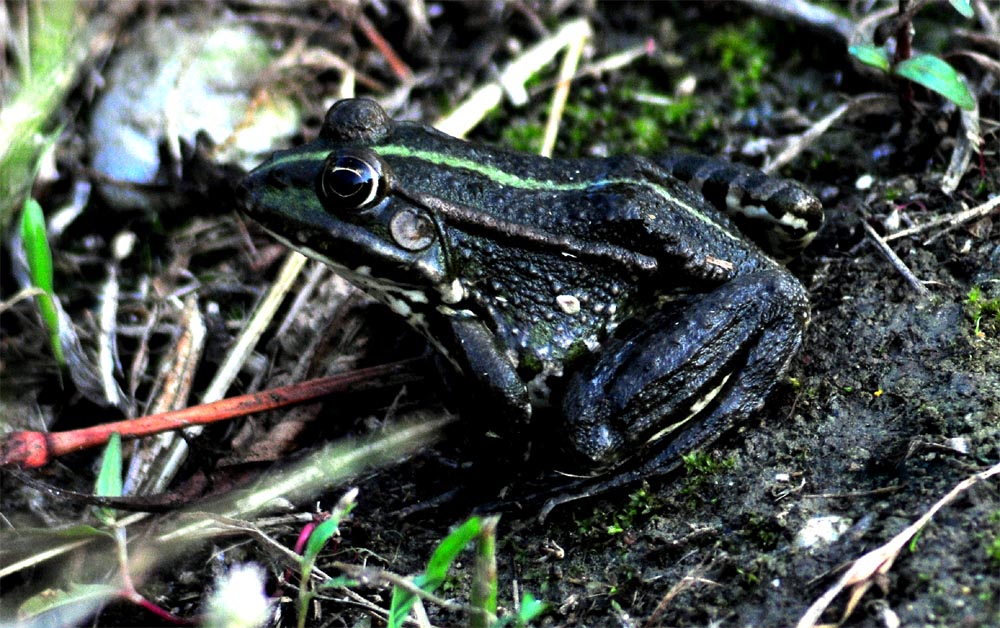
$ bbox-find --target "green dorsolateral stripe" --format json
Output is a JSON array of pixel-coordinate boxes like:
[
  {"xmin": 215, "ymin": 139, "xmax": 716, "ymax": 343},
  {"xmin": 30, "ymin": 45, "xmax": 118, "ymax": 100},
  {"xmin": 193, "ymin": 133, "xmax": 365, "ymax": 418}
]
[{"xmin": 262, "ymin": 145, "xmax": 739, "ymax": 241}]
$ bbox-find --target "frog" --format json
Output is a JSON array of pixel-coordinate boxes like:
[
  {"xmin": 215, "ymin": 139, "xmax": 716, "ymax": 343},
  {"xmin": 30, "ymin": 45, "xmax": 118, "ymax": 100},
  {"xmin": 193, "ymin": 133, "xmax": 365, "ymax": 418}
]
[{"xmin": 236, "ymin": 98, "xmax": 823, "ymax": 503}]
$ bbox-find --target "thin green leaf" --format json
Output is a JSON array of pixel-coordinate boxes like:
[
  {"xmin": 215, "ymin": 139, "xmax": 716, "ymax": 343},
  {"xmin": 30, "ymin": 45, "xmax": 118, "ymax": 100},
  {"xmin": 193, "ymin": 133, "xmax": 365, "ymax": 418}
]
[
  {"xmin": 2, "ymin": 0, "xmax": 78, "ymax": 227},
  {"xmin": 316, "ymin": 576, "xmax": 360, "ymax": 590},
  {"xmin": 389, "ymin": 516, "xmax": 484, "ymax": 628},
  {"xmin": 848, "ymin": 44, "xmax": 890, "ymax": 72},
  {"xmin": 297, "ymin": 491, "xmax": 356, "ymax": 628},
  {"xmin": 95, "ymin": 433, "xmax": 122, "ymax": 524},
  {"xmin": 303, "ymin": 513, "xmax": 346, "ymax": 566},
  {"xmin": 488, "ymin": 592, "xmax": 547, "ymax": 628},
  {"xmin": 948, "ymin": 0, "xmax": 974, "ymax": 18},
  {"xmin": 471, "ymin": 516, "xmax": 499, "ymax": 628},
  {"xmin": 19, "ymin": 198, "xmax": 64, "ymax": 364},
  {"xmin": 895, "ymin": 54, "xmax": 976, "ymax": 111},
  {"xmin": 425, "ymin": 516, "xmax": 483, "ymax": 580},
  {"xmin": 7, "ymin": 524, "xmax": 116, "ymax": 540},
  {"xmin": 29, "ymin": 0, "xmax": 78, "ymax": 79}
]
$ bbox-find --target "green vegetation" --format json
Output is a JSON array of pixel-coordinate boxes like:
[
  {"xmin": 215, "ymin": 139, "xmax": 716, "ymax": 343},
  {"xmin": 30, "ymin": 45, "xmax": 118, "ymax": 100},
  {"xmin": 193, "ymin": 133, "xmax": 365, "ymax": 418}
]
[
  {"xmin": 683, "ymin": 450, "xmax": 737, "ymax": 476},
  {"xmin": 848, "ymin": 0, "xmax": 975, "ymax": 111},
  {"xmin": 681, "ymin": 450, "xmax": 737, "ymax": 507},
  {"xmin": 298, "ymin": 494, "xmax": 357, "ymax": 628},
  {"xmin": 604, "ymin": 484, "xmax": 663, "ymax": 535},
  {"xmin": 19, "ymin": 198, "xmax": 64, "ymax": 364},
  {"xmin": 987, "ymin": 511, "xmax": 1000, "ymax": 565},
  {"xmin": 502, "ymin": 122, "xmax": 546, "ymax": 154},
  {"xmin": 1, "ymin": 0, "xmax": 80, "ymax": 228},
  {"xmin": 966, "ymin": 285, "xmax": 1000, "ymax": 337},
  {"xmin": 987, "ymin": 537, "xmax": 1000, "ymax": 564},
  {"xmin": 14, "ymin": 433, "xmax": 160, "ymax": 624},
  {"xmin": 387, "ymin": 515, "xmax": 544, "ymax": 627},
  {"xmin": 501, "ymin": 80, "xmax": 717, "ymax": 159},
  {"xmin": 741, "ymin": 513, "xmax": 781, "ymax": 550},
  {"xmin": 707, "ymin": 20, "xmax": 771, "ymax": 107}
]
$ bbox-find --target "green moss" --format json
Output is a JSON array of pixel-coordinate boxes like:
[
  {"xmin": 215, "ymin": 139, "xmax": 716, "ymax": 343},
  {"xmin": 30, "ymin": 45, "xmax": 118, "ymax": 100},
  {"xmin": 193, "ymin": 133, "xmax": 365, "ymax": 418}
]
[
  {"xmin": 706, "ymin": 19, "xmax": 772, "ymax": 107},
  {"xmin": 502, "ymin": 122, "xmax": 546, "ymax": 154},
  {"xmin": 966, "ymin": 285, "xmax": 1000, "ymax": 337},
  {"xmin": 883, "ymin": 187, "xmax": 904, "ymax": 201},
  {"xmin": 682, "ymin": 450, "xmax": 736, "ymax": 475},
  {"xmin": 575, "ymin": 483, "xmax": 663, "ymax": 537},
  {"xmin": 987, "ymin": 537, "xmax": 1000, "ymax": 564},
  {"xmin": 742, "ymin": 513, "xmax": 781, "ymax": 550},
  {"xmin": 680, "ymin": 451, "xmax": 737, "ymax": 507}
]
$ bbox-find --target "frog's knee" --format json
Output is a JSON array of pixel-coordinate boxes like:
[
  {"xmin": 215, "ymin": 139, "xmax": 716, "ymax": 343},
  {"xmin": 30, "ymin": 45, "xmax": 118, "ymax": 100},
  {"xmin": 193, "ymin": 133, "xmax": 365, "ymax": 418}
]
[
  {"xmin": 753, "ymin": 270, "xmax": 809, "ymax": 321},
  {"xmin": 569, "ymin": 419, "xmax": 623, "ymax": 469}
]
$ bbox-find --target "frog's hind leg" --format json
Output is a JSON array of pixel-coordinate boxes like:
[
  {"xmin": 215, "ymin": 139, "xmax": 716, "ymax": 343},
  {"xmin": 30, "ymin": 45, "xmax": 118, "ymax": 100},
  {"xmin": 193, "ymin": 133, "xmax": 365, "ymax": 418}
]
[{"xmin": 559, "ymin": 268, "xmax": 808, "ymax": 489}]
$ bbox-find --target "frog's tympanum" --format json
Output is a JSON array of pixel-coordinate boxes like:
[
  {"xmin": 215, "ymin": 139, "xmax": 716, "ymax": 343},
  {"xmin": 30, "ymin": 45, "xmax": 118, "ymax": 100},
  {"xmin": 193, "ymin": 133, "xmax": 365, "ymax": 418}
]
[{"xmin": 237, "ymin": 98, "xmax": 822, "ymax": 494}]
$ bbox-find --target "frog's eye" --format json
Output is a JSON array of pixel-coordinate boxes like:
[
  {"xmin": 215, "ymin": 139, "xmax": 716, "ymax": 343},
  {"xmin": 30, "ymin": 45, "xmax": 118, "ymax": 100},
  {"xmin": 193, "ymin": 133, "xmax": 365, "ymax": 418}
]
[{"xmin": 318, "ymin": 152, "xmax": 387, "ymax": 211}]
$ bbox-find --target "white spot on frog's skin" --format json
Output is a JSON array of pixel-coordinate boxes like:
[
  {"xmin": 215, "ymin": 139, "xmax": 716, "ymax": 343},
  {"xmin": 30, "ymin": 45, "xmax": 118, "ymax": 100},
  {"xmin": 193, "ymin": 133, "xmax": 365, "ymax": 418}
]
[
  {"xmin": 725, "ymin": 188, "xmax": 744, "ymax": 213},
  {"xmin": 385, "ymin": 294, "xmax": 412, "ymax": 317},
  {"xmin": 557, "ymin": 294, "xmax": 581, "ymax": 315},
  {"xmin": 438, "ymin": 278, "xmax": 465, "ymax": 304},
  {"xmin": 354, "ymin": 265, "xmax": 372, "ymax": 276},
  {"xmin": 777, "ymin": 212, "xmax": 810, "ymax": 232},
  {"xmin": 737, "ymin": 203, "xmax": 811, "ymax": 233}
]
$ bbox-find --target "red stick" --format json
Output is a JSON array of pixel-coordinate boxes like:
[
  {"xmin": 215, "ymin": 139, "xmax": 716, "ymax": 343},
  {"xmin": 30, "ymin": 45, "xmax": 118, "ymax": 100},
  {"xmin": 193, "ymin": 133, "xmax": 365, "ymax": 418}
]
[{"xmin": 0, "ymin": 361, "xmax": 422, "ymax": 469}]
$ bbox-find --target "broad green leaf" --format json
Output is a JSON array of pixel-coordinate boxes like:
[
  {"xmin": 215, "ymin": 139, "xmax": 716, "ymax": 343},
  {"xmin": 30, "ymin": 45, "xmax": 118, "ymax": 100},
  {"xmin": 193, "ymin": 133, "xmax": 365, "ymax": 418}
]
[
  {"xmin": 19, "ymin": 198, "xmax": 64, "ymax": 364},
  {"xmin": 895, "ymin": 54, "xmax": 976, "ymax": 110},
  {"xmin": 96, "ymin": 433, "xmax": 123, "ymax": 498},
  {"xmin": 389, "ymin": 516, "xmax": 484, "ymax": 628},
  {"xmin": 18, "ymin": 582, "xmax": 118, "ymax": 620},
  {"xmin": 948, "ymin": 0, "xmax": 974, "ymax": 18},
  {"xmin": 848, "ymin": 44, "xmax": 890, "ymax": 72}
]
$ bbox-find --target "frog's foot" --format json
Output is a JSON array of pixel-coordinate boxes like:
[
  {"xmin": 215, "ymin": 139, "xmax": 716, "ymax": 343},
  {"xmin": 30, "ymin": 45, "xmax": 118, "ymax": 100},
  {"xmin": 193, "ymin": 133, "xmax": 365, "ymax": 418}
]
[{"xmin": 561, "ymin": 268, "xmax": 807, "ymax": 474}]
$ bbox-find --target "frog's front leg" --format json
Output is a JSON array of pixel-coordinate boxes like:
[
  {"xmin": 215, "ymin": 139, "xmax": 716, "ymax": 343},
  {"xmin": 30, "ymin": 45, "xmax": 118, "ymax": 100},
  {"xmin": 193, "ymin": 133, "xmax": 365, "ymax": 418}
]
[
  {"xmin": 445, "ymin": 316, "xmax": 532, "ymax": 423},
  {"xmin": 562, "ymin": 269, "xmax": 807, "ymax": 470}
]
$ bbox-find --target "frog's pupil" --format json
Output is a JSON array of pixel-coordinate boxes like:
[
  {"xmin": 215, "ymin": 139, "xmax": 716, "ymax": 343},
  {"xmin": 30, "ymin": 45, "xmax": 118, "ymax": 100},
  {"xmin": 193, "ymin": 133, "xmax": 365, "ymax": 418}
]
[
  {"xmin": 332, "ymin": 168, "xmax": 366, "ymax": 197},
  {"xmin": 323, "ymin": 155, "xmax": 380, "ymax": 209}
]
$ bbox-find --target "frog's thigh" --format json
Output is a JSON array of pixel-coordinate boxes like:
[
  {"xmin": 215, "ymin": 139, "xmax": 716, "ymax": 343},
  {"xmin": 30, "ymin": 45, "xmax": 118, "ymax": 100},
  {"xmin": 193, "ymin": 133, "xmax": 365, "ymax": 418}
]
[{"xmin": 562, "ymin": 269, "xmax": 807, "ymax": 468}]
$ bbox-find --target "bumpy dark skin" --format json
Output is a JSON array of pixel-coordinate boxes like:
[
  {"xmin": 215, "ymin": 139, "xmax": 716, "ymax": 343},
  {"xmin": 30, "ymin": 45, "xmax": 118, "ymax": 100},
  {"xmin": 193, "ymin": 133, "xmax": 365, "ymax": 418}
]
[{"xmin": 237, "ymin": 98, "xmax": 812, "ymax": 497}]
